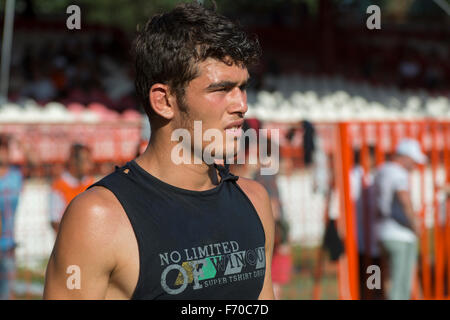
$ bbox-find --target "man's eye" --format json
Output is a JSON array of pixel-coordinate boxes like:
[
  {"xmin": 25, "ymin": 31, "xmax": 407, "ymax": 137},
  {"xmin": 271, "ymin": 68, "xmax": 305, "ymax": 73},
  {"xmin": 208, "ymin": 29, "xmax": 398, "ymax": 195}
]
[{"xmin": 216, "ymin": 87, "xmax": 230, "ymax": 92}]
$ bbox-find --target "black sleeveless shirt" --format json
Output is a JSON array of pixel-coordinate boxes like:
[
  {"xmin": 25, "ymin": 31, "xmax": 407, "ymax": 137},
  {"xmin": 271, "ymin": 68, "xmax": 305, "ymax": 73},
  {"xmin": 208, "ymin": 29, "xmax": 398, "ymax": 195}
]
[{"xmin": 88, "ymin": 160, "xmax": 266, "ymax": 300}]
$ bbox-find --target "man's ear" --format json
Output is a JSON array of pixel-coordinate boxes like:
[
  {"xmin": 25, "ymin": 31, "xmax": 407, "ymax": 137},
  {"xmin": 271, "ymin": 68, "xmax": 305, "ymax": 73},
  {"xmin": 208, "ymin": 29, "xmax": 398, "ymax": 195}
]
[{"xmin": 148, "ymin": 83, "xmax": 175, "ymax": 120}]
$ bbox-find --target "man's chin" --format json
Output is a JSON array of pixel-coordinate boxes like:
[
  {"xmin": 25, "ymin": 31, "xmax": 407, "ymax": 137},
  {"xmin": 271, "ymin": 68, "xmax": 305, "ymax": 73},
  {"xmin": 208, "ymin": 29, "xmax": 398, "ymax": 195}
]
[
  {"xmin": 207, "ymin": 153, "xmax": 239, "ymax": 165},
  {"xmin": 199, "ymin": 143, "xmax": 241, "ymax": 165},
  {"xmin": 225, "ymin": 150, "xmax": 241, "ymax": 164}
]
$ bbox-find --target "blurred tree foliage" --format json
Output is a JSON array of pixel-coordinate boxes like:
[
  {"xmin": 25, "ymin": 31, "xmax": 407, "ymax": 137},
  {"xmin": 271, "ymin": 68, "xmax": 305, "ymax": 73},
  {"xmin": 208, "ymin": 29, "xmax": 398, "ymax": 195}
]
[
  {"xmin": 4, "ymin": 0, "xmax": 183, "ymax": 31},
  {"xmin": 0, "ymin": 0, "xmax": 319, "ymax": 31},
  {"xmin": 0, "ymin": 0, "xmax": 445, "ymax": 31}
]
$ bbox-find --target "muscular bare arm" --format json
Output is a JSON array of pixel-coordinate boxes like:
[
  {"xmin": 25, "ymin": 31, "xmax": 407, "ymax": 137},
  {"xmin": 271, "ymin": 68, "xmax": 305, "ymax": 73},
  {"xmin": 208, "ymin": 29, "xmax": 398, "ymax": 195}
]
[
  {"xmin": 43, "ymin": 188, "xmax": 126, "ymax": 299},
  {"xmin": 237, "ymin": 178, "xmax": 275, "ymax": 300}
]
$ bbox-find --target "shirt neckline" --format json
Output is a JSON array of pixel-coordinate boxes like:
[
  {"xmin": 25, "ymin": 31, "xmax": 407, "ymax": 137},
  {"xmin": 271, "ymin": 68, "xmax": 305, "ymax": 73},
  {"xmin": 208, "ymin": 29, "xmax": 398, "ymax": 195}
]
[{"xmin": 127, "ymin": 160, "xmax": 226, "ymax": 196}]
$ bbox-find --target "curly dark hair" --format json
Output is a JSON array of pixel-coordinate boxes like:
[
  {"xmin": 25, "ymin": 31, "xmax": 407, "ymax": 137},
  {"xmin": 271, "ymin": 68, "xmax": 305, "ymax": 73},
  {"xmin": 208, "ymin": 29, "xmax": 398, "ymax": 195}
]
[{"xmin": 132, "ymin": 1, "xmax": 261, "ymax": 119}]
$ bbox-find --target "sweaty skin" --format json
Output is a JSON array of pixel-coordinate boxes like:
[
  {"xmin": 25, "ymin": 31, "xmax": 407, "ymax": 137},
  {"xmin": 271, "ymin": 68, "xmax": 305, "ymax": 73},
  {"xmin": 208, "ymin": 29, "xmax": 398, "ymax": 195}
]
[{"xmin": 43, "ymin": 59, "xmax": 275, "ymax": 300}]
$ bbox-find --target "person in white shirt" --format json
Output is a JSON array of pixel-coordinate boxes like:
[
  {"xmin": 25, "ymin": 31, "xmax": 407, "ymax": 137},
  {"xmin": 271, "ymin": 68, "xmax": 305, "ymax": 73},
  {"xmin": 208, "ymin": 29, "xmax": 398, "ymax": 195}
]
[
  {"xmin": 374, "ymin": 139, "xmax": 426, "ymax": 300},
  {"xmin": 351, "ymin": 147, "xmax": 383, "ymax": 299}
]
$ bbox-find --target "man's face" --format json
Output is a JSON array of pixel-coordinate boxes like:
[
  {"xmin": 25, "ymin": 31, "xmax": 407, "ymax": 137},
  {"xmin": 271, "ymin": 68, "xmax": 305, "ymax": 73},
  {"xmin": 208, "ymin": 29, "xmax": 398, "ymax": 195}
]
[
  {"xmin": 174, "ymin": 57, "xmax": 249, "ymax": 162},
  {"xmin": 399, "ymin": 155, "xmax": 416, "ymax": 171},
  {"xmin": 69, "ymin": 148, "xmax": 93, "ymax": 178},
  {"xmin": 406, "ymin": 157, "xmax": 418, "ymax": 171}
]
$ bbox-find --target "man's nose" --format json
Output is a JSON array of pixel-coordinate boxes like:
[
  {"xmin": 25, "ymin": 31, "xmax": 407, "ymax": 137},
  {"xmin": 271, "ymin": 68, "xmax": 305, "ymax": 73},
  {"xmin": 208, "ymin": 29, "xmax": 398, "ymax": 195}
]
[{"xmin": 228, "ymin": 87, "xmax": 248, "ymax": 115}]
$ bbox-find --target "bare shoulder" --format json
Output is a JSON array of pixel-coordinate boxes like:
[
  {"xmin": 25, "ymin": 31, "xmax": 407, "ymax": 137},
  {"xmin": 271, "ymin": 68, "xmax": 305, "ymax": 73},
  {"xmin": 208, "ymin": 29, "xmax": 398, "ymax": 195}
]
[
  {"xmin": 52, "ymin": 186, "xmax": 131, "ymax": 271},
  {"xmin": 236, "ymin": 177, "xmax": 270, "ymax": 207},
  {"xmin": 59, "ymin": 186, "xmax": 127, "ymax": 238},
  {"xmin": 236, "ymin": 177, "xmax": 274, "ymax": 232},
  {"xmin": 236, "ymin": 177, "xmax": 275, "ymax": 299},
  {"xmin": 44, "ymin": 186, "xmax": 136, "ymax": 299}
]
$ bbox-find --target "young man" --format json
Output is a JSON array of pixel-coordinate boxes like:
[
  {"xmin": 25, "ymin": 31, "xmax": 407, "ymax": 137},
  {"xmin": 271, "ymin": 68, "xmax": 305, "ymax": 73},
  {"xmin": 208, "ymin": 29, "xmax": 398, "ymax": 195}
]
[
  {"xmin": 375, "ymin": 138, "xmax": 426, "ymax": 300},
  {"xmin": 44, "ymin": 3, "xmax": 274, "ymax": 300},
  {"xmin": 49, "ymin": 143, "xmax": 94, "ymax": 234}
]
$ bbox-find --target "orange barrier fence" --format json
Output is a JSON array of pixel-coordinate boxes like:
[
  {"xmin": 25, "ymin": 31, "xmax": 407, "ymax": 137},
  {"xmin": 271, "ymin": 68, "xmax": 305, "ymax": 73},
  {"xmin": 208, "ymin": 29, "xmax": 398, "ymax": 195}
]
[
  {"xmin": 0, "ymin": 121, "xmax": 142, "ymax": 166},
  {"xmin": 334, "ymin": 120, "xmax": 450, "ymax": 300}
]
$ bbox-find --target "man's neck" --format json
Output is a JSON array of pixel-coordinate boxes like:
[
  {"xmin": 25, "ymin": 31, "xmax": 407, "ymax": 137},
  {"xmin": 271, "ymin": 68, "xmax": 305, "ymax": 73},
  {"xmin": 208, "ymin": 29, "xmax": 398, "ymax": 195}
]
[
  {"xmin": 65, "ymin": 170, "xmax": 86, "ymax": 186},
  {"xmin": 135, "ymin": 136, "xmax": 221, "ymax": 192}
]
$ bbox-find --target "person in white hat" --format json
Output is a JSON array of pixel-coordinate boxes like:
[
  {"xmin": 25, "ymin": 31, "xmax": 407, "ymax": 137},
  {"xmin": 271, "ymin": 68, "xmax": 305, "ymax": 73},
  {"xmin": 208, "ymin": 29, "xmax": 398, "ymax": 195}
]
[
  {"xmin": 395, "ymin": 139, "xmax": 427, "ymax": 167},
  {"xmin": 374, "ymin": 138, "xmax": 426, "ymax": 300}
]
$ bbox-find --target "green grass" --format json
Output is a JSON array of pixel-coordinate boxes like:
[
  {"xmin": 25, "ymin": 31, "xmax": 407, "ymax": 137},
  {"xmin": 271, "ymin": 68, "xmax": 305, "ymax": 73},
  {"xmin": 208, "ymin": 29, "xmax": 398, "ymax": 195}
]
[
  {"xmin": 281, "ymin": 245, "xmax": 339, "ymax": 300},
  {"xmin": 16, "ymin": 267, "xmax": 46, "ymax": 285}
]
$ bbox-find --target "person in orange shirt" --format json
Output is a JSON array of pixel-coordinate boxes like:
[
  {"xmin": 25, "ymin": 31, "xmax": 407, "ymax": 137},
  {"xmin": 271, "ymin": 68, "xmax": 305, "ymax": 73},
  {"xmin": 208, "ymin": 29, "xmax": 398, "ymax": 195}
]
[{"xmin": 49, "ymin": 144, "xmax": 94, "ymax": 234}]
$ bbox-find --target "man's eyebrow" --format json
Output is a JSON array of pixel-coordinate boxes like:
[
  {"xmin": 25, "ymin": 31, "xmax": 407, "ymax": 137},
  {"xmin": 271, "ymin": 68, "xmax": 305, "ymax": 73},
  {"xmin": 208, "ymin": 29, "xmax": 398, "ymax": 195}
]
[{"xmin": 205, "ymin": 79, "xmax": 249, "ymax": 91}]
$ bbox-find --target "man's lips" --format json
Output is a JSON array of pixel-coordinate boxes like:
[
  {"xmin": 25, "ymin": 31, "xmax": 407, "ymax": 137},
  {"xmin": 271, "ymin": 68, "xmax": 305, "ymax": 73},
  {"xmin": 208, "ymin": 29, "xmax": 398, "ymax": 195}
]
[
  {"xmin": 224, "ymin": 119, "xmax": 244, "ymax": 139},
  {"xmin": 224, "ymin": 119, "xmax": 244, "ymax": 130}
]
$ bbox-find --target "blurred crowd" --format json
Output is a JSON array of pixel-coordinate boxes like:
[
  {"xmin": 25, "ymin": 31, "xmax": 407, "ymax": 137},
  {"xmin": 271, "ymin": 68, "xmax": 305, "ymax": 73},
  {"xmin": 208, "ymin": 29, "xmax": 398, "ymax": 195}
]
[
  {"xmin": 0, "ymin": 133, "xmax": 108, "ymax": 299},
  {"xmin": 8, "ymin": 31, "xmax": 138, "ymax": 112},
  {"xmin": 5, "ymin": 18, "xmax": 449, "ymax": 116},
  {"xmin": 339, "ymin": 43, "xmax": 449, "ymax": 92}
]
